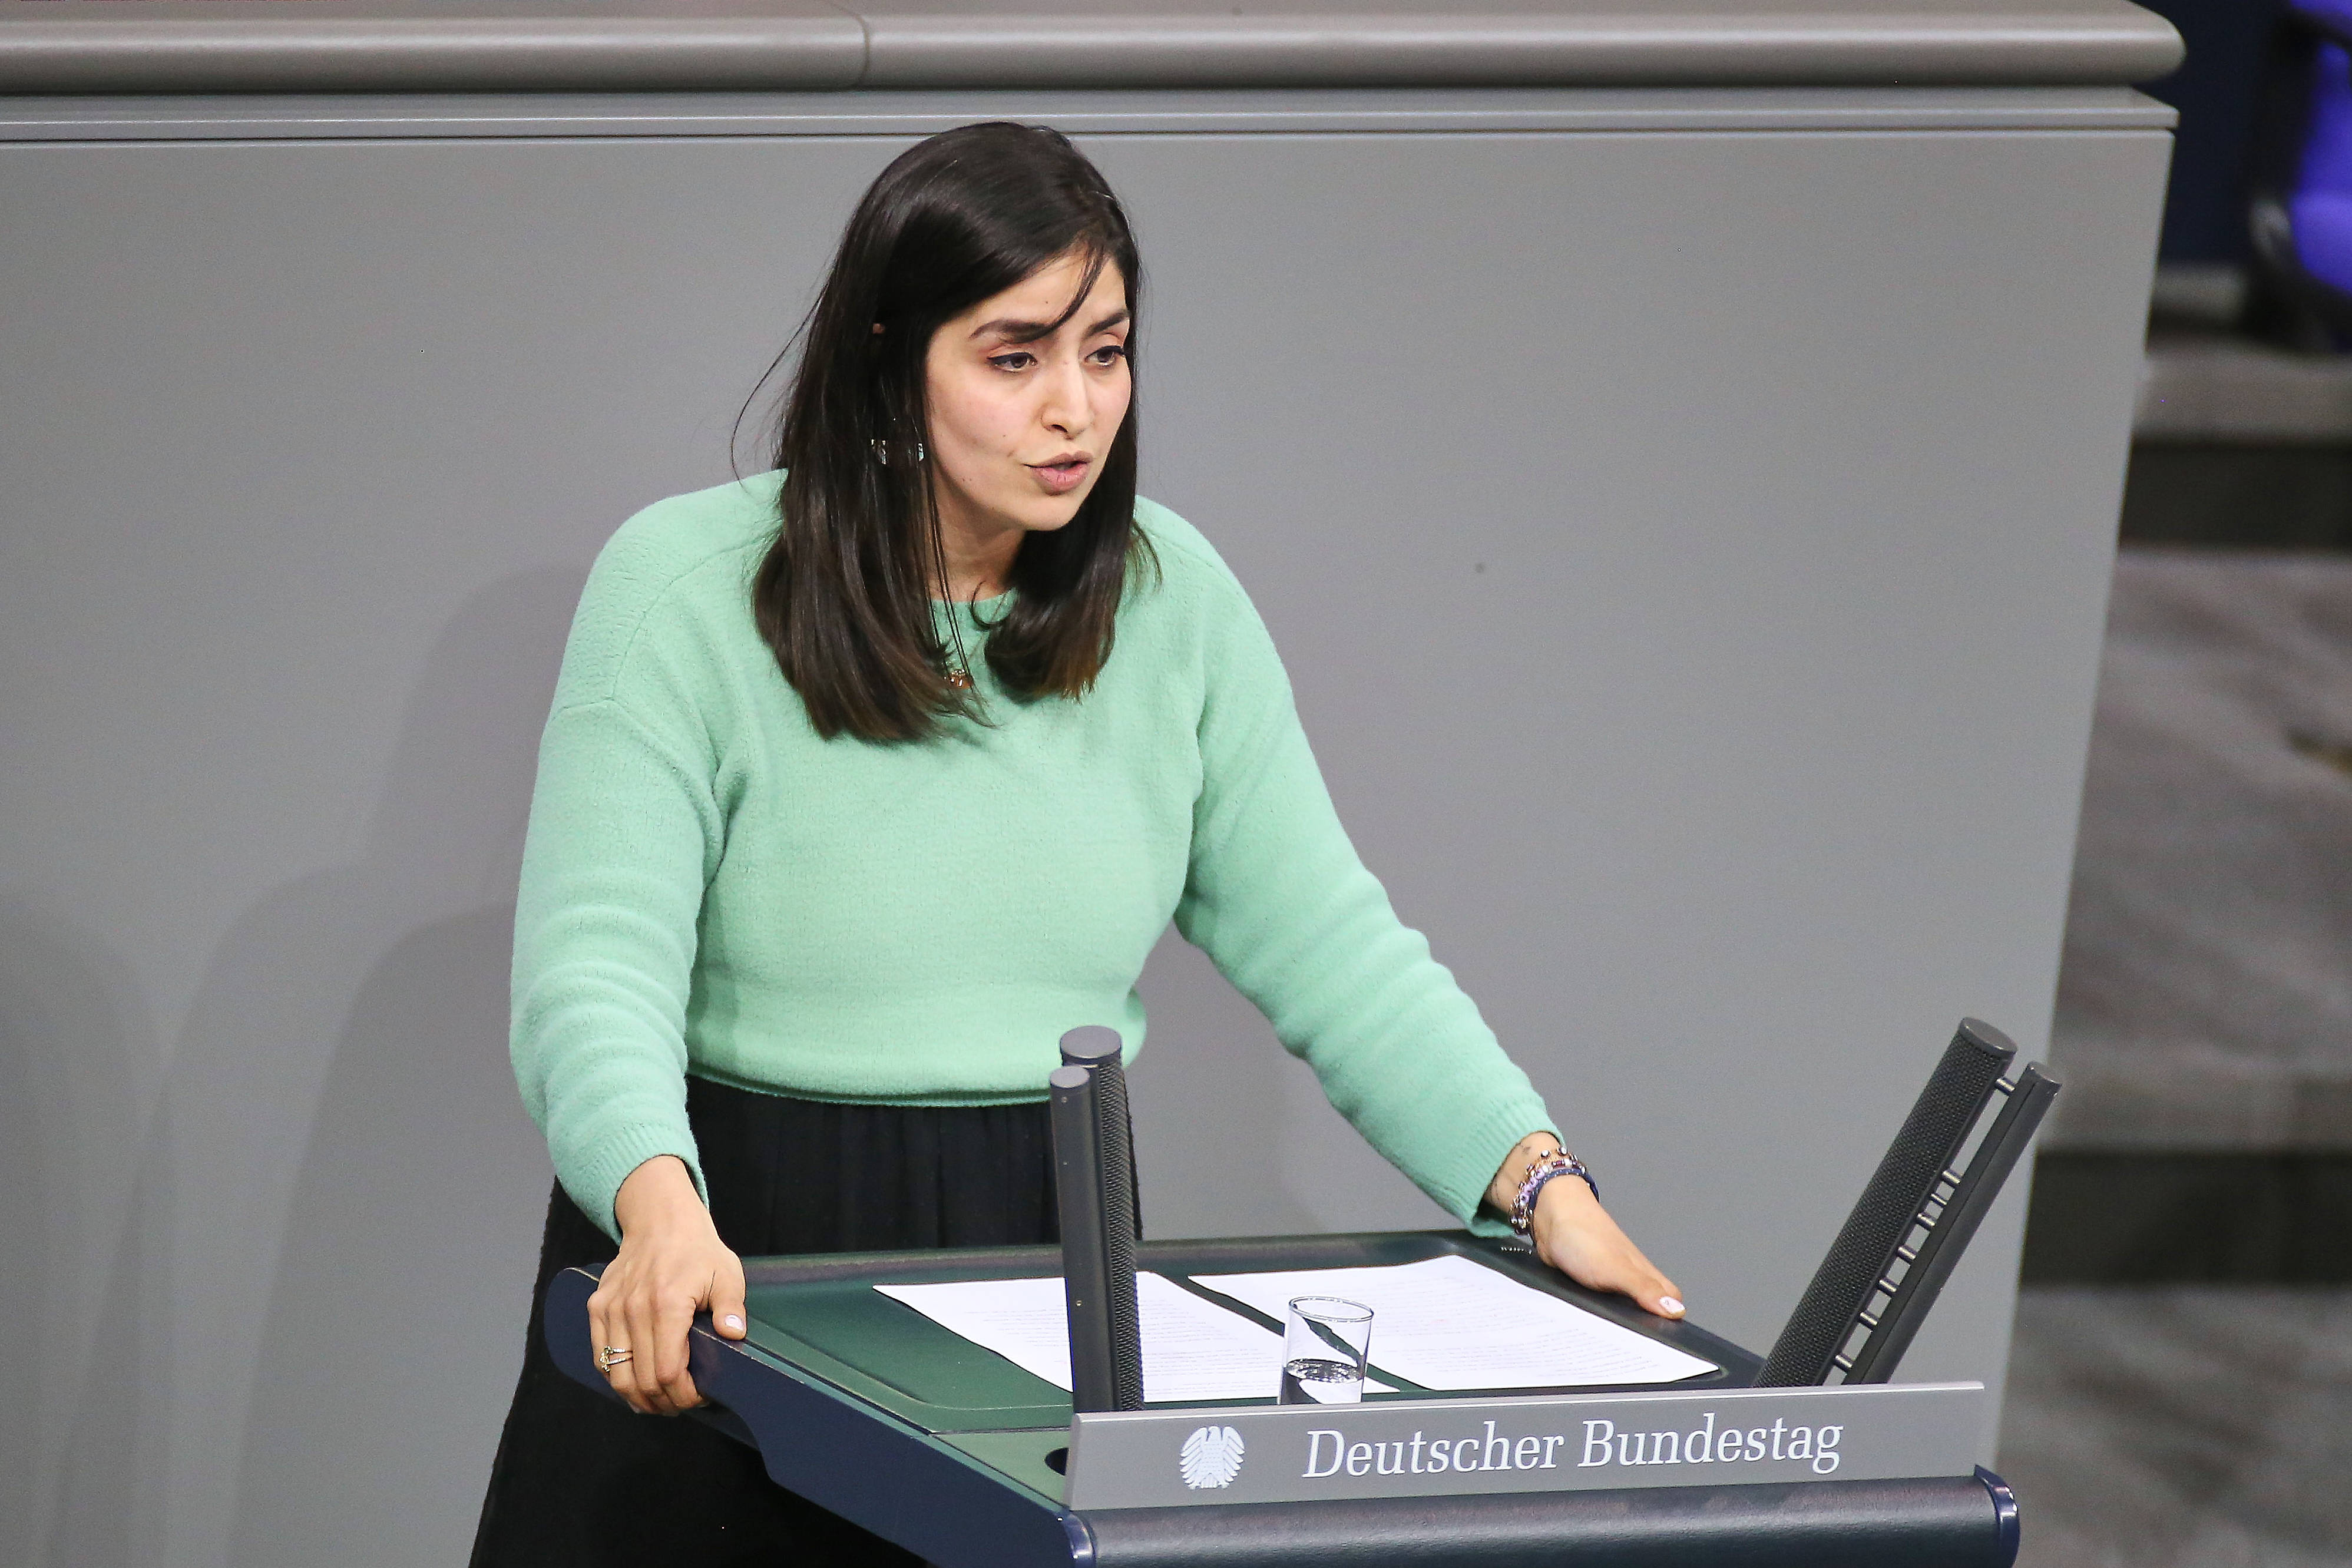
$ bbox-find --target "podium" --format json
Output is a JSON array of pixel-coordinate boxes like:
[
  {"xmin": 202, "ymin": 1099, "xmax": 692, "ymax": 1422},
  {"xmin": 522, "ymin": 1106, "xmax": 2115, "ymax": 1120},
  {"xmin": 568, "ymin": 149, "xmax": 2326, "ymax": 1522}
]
[
  {"xmin": 544, "ymin": 1230, "xmax": 2014, "ymax": 1567},
  {"xmin": 544, "ymin": 1020, "xmax": 2049, "ymax": 1564}
]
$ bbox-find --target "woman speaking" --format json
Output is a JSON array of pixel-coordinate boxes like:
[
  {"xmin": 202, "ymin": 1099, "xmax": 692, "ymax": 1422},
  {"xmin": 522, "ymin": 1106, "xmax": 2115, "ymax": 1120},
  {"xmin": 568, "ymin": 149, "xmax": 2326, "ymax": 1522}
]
[{"xmin": 472, "ymin": 121, "xmax": 1681, "ymax": 1564}]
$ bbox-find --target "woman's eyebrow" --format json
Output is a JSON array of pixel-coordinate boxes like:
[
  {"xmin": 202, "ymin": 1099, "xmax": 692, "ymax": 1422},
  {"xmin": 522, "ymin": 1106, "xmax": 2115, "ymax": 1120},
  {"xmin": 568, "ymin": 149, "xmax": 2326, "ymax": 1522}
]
[{"xmin": 971, "ymin": 307, "xmax": 1132, "ymax": 342}]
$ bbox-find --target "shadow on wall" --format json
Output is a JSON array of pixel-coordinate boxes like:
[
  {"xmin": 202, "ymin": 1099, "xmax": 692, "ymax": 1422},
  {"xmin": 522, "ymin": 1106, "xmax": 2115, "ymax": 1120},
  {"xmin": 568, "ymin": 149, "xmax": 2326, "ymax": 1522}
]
[
  {"xmin": 0, "ymin": 902, "xmax": 164, "ymax": 1568},
  {"xmin": 227, "ymin": 905, "xmax": 552, "ymax": 1568},
  {"xmin": 20, "ymin": 567, "xmax": 581, "ymax": 1568}
]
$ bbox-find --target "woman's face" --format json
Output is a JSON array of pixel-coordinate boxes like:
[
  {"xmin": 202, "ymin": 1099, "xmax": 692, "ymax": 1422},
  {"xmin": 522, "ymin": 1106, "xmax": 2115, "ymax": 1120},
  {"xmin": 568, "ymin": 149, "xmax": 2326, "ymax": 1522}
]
[{"xmin": 921, "ymin": 250, "xmax": 1132, "ymax": 545}]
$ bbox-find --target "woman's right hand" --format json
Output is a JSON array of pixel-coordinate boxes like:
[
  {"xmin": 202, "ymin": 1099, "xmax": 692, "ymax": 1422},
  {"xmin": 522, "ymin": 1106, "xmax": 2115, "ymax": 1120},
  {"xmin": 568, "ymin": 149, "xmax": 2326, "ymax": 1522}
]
[{"xmin": 587, "ymin": 1155, "xmax": 750, "ymax": 1415}]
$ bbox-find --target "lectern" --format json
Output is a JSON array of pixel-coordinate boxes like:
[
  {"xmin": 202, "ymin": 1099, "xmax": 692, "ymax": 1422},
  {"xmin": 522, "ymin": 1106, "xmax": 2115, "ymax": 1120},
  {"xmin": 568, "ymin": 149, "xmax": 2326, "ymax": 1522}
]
[{"xmin": 546, "ymin": 1021, "xmax": 2054, "ymax": 1567}]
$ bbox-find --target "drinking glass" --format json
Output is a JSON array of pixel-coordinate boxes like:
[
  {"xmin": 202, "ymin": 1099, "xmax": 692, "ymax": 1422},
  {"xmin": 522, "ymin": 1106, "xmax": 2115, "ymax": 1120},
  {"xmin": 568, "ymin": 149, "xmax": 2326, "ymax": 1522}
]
[{"xmin": 1279, "ymin": 1296, "xmax": 1373, "ymax": 1405}]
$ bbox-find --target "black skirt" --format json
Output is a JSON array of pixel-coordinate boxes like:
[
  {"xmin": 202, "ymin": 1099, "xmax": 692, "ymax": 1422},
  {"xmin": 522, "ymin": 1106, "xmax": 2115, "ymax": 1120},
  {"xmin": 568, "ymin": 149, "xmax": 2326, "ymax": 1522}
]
[{"xmin": 469, "ymin": 1076, "xmax": 1060, "ymax": 1567}]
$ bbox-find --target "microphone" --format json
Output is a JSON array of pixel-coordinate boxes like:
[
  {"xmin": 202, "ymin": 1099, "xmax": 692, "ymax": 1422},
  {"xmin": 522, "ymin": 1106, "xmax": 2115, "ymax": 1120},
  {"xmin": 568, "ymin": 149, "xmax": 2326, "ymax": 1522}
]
[{"xmin": 1050, "ymin": 1026, "xmax": 1143, "ymax": 1412}]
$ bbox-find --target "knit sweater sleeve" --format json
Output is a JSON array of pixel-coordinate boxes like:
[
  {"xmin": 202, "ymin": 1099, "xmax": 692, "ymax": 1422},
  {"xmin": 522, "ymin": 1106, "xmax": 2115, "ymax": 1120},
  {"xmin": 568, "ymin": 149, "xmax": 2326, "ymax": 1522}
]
[
  {"xmin": 510, "ymin": 533, "xmax": 731, "ymax": 1239},
  {"xmin": 1169, "ymin": 559, "xmax": 1558, "ymax": 1232}
]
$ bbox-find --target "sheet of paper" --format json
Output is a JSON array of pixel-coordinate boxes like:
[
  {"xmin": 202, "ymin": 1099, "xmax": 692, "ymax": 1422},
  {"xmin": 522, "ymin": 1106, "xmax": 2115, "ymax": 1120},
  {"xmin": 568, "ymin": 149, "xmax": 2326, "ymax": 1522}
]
[
  {"xmin": 875, "ymin": 1272, "xmax": 1387, "ymax": 1404},
  {"xmin": 1189, "ymin": 1253, "xmax": 1716, "ymax": 1391}
]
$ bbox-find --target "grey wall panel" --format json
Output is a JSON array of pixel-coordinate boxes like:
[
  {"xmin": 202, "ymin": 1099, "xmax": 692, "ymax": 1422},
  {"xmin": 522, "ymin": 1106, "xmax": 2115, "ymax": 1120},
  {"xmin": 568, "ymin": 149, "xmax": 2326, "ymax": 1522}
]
[
  {"xmin": 0, "ymin": 0, "xmax": 2186, "ymax": 95},
  {"xmin": 0, "ymin": 106, "xmax": 2164, "ymax": 1567},
  {"xmin": 0, "ymin": 0, "xmax": 869, "ymax": 95},
  {"xmin": 1098, "ymin": 124, "xmax": 2165, "ymax": 1409},
  {"xmin": 850, "ymin": 0, "xmax": 2186, "ymax": 90},
  {"xmin": 0, "ymin": 137, "xmax": 878, "ymax": 1568},
  {"xmin": 0, "ymin": 83, "xmax": 2178, "ymax": 141}
]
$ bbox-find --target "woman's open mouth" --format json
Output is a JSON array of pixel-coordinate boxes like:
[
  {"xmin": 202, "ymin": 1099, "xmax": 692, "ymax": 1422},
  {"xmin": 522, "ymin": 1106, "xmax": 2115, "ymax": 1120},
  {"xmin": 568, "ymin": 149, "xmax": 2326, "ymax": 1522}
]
[{"xmin": 1030, "ymin": 455, "xmax": 1091, "ymax": 494}]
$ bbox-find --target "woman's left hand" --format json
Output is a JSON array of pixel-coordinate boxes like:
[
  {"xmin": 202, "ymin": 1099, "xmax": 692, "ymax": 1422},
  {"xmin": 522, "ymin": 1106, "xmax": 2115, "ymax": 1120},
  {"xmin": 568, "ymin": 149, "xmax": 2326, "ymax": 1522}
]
[
  {"xmin": 1526, "ymin": 1176, "xmax": 1683, "ymax": 1319},
  {"xmin": 1488, "ymin": 1135, "xmax": 1684, "ymax": 1319}
]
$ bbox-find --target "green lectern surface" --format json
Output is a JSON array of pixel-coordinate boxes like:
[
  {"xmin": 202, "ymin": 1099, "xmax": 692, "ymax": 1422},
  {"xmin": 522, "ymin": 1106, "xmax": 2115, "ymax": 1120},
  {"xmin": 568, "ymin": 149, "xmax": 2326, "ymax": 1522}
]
[{"xmin": 746, "ymin": 1230, "xmax": 1752, "ymax": 1430}]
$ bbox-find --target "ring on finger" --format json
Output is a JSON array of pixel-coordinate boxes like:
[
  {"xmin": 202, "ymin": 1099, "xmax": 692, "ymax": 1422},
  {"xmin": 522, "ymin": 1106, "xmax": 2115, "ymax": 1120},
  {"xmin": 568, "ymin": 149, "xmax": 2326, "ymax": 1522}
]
[{"xmin": 597, "ymin": 1344, "xmax": 633, "ymax": 1371}]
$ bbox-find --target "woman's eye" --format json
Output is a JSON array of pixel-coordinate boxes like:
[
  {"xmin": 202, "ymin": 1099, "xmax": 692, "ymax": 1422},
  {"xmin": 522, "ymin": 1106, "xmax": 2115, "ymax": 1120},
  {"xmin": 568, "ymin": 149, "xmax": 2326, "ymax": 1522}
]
[
  {"xmin": 988, "ymin": 352, "xmax": 1036, "ymax": 371},
  {"xmin": 1089, "ymin": 345, "xmax": 1129, "ymax": 366}
]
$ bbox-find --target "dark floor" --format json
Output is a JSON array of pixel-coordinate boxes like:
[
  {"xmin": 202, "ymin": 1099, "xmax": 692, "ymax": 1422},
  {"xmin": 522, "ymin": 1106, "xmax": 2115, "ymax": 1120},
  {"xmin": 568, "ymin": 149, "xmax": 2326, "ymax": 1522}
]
[
  {"xmin": 2023, "ymin": 1154, "xmax": 2352, "ymax": 1285},
  {"xmin": 2124, "ymin": 446, "xmax": 2352, "ymax": 550}
]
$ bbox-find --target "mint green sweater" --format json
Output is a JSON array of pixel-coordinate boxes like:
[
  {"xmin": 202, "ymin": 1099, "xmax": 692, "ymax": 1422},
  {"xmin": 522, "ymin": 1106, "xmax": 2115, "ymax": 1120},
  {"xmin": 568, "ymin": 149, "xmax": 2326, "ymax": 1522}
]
[{"xmin": 512, "ymin": 472, "xmax": 1556, "ymax": 1238}]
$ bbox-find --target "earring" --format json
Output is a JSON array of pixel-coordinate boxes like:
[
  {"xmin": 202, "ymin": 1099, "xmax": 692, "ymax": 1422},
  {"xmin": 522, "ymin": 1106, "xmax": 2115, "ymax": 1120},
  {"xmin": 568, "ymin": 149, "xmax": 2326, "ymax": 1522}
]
[{"xmin": 871, "ymin": 438, "xmax": 890, "ymax": 467}]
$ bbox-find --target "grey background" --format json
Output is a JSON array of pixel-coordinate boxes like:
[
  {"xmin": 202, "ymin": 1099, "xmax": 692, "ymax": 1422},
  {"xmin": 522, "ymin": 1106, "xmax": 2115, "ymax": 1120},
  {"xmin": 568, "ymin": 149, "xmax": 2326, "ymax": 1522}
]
[{"xmin": 0, "ymin": 94, "xmax": 2165, "ymax": 1567}]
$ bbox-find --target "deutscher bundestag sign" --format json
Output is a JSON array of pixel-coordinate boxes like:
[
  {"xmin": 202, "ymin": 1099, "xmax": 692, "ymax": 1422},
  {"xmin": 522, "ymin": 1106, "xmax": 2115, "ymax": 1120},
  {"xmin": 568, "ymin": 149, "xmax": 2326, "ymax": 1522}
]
[{"xmin": 1063, "ymin": 1382, "xmax": 1984, "ymax": 1510}]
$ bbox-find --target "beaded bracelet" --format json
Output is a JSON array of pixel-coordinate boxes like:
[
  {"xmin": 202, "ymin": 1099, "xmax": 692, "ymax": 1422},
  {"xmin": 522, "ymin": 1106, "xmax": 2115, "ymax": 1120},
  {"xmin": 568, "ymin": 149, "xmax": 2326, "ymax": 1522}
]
[{"xmin": 1505, "ymin": 1152, "xmax": 1600, "ymax": 1248}]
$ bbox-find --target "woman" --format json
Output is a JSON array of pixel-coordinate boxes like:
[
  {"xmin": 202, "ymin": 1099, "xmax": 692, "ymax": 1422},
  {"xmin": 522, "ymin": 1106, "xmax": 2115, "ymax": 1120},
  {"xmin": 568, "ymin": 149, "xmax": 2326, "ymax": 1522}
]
[{"xmin": 473, "ymin": 121, "xmax": 1682, "ymax": 1565}]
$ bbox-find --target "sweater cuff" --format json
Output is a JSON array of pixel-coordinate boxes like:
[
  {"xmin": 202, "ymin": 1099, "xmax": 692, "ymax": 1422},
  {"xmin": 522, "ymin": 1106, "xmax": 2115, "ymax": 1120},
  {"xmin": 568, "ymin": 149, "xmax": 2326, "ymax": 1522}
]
[
  {"xmin": 1450, "ymin": 1098, "xmax": 1562, "ymax": 1238},
  {"xmin": 564, "ymin": 1120, "xmax": 707, "ymax": 1242}
]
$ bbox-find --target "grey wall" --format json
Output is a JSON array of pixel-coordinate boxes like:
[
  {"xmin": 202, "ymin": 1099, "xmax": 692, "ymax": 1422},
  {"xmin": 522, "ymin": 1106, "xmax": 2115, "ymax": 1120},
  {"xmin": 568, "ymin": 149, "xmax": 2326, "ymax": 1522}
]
[{"xmin": 0, "ymin": 96, "xmax": 2166, "ymax": 1567}]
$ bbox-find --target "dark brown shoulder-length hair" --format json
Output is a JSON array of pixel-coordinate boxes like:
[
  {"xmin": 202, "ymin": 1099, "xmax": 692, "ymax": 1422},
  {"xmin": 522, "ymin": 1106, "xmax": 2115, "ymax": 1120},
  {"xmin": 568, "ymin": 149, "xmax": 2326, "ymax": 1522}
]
[{"xmin": 753, "ymin": 121, "xmax": 1150, "ymax": 742}]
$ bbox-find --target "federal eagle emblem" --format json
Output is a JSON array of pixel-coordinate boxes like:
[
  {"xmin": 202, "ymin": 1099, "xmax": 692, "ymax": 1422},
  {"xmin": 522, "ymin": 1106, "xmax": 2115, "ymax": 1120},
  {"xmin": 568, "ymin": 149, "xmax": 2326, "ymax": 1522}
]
[{"xmin": 1179, "ymin": 1424, "xmax": 1246, "ymax": 1490}]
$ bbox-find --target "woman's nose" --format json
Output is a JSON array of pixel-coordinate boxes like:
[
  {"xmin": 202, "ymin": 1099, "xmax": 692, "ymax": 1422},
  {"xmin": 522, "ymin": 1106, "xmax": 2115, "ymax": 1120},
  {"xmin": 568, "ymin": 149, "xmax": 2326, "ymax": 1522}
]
[{"xmin": 1040, "ymin": 356, "xmax": 1091, "ymax": 436}]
